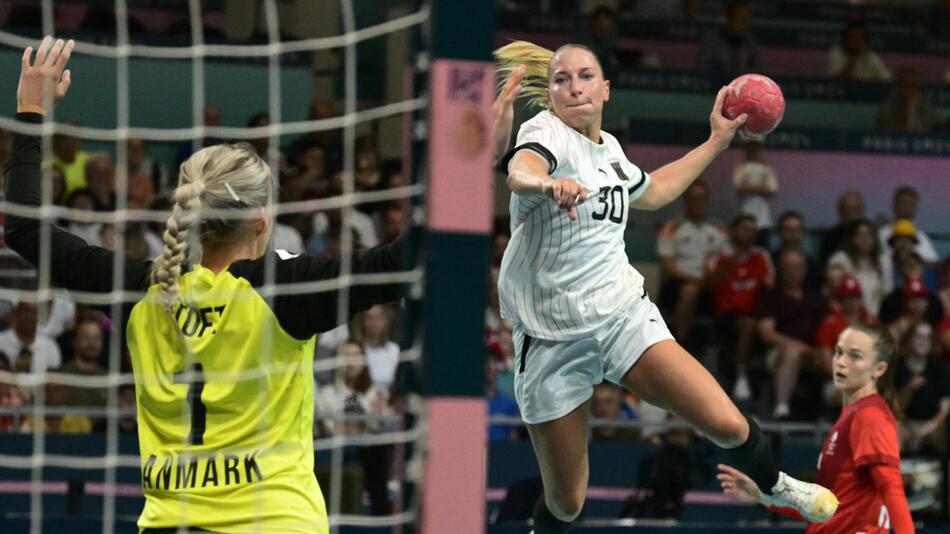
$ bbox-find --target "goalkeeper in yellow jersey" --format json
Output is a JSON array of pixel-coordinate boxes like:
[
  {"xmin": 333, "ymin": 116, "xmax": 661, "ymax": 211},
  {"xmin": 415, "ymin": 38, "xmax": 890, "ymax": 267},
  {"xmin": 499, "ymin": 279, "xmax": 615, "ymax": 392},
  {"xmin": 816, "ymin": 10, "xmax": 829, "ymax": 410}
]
[{"xmin": 5, "ymin": 36, "xmax": 411, "ymax": 533}]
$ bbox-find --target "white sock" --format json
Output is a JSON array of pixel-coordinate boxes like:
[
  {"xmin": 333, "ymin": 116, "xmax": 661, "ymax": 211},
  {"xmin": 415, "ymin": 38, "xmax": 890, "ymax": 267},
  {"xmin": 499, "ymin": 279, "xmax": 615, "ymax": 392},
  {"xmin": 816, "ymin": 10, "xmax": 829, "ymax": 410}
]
[{"xmin": 773, "ymin": 403, "xmax": 790, "ymax": 418}]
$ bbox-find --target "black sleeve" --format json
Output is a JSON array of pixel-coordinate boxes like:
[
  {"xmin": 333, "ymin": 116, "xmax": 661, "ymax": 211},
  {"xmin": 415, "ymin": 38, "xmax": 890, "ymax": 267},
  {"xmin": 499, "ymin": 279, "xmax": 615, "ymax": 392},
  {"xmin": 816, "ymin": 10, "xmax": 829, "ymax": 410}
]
[
  {"xmin": 3, "ymin": 112, "xmax": 152, "ymax": 296},
  {"xmin": 496, "ymin": 142, "xmax": 557, "ymax": 174},
  {"xmin": 228, "ymin": 235, "xmax": 407, "ymax": 340}
]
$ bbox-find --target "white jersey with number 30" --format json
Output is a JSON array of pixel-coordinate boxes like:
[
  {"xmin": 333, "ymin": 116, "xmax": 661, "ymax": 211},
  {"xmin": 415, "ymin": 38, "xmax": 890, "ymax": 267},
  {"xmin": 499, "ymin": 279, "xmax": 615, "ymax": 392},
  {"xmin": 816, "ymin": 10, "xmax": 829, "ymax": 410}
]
[{"xmin": 499, "ymin": 111, "xmax": 652, "ymax": 341}]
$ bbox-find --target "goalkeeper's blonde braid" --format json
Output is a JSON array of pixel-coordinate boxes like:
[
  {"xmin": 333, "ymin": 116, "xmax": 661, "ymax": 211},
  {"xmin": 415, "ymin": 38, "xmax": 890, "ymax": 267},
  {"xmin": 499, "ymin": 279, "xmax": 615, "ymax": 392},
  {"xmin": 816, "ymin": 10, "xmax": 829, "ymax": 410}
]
[
  {"xmin": 149, "ymin": 143, "xmax": 274, "ymax": 314},
  {"xmin": 152, "ymin": 180, "xmax": 203, "ymax": 313}
]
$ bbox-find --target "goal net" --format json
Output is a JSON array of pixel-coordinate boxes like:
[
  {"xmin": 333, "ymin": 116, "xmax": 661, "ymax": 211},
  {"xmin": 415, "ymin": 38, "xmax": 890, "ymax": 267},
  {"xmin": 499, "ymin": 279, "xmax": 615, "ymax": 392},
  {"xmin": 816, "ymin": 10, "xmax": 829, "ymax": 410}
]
[{"xmin": 0, "ymin": 1, "xmax": 430, "ymax": 532}]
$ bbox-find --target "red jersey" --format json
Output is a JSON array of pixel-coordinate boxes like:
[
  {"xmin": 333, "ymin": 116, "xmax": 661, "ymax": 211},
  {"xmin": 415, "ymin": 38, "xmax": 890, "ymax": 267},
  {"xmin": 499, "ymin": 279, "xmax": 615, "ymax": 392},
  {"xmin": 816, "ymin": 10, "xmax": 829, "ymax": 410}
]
[
  {"xmin": 708, "ymin": 247, "xmax": 773, "ymax": 317},
  {"xmin": 815, "ymin": 303, "xmax": 872, "ymax": 349},
  {"xmin": 774, "ymin": 394, "xmax": 913, "ymax": 533}
]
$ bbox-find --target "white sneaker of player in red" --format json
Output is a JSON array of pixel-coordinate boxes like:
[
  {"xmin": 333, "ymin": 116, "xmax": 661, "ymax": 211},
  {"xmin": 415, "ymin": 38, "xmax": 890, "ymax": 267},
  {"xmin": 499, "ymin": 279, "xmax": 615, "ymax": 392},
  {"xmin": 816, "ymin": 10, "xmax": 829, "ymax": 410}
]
[{"xmin": 762, "ymin": 471, "xmax": 838, "ymax": 522}]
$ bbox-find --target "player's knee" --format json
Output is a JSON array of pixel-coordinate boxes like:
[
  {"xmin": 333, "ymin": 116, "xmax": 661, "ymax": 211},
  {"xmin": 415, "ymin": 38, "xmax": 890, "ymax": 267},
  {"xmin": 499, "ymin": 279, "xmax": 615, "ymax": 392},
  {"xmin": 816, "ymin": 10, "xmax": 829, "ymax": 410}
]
[
  {"xmin": 547, "ymin": 490, "xmax": 585, "ymax": 522},
  {"xmin": 705, "ymin": 411, "xmax": 747, "ymax": 449}
]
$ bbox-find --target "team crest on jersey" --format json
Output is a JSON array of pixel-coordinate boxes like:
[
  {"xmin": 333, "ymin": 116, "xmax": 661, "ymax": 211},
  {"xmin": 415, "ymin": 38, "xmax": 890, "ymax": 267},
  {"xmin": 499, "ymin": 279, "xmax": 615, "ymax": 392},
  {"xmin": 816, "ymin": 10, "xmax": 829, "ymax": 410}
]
[{"xmin": 609, "ymin": 161, "xmax": 630, "ymax": 181}]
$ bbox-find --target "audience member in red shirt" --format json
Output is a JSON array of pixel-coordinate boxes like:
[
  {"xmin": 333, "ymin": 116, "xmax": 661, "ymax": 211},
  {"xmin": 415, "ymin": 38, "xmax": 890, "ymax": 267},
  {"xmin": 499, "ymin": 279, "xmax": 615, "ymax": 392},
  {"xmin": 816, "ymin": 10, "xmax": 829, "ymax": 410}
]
[
  {"xmin": 719, "ymin": 324, "xmax": 914, "ymax": 533},
  {"xmin": 705, "ymin": 214, "xmax": 774, "ymax": 400}
]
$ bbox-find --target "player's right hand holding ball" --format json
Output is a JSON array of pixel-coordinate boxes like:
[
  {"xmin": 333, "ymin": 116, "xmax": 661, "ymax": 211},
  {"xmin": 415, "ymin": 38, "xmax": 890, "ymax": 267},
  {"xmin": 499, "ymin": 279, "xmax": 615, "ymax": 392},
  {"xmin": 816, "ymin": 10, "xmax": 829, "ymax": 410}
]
[{"xmin": 708, "ymin": 85, "xmax": 749, "ymax": 152}]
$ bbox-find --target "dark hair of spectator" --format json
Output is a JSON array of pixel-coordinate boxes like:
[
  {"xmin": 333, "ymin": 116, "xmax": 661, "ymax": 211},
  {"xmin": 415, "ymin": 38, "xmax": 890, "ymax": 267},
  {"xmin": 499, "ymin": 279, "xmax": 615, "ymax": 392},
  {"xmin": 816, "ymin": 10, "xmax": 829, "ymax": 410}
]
[
  {"xmin": 844, "ymin": 218, "xmax": 882, "ymax": 275},
  {"xmin": 247, "ymin": 112, "xmax": 269, "ymax": 128},
  {"xmin": 847, "ymin": 322, "xmax": 901, "ymax": 419},
  {"xmin": 777, "ymin": 210, "xmax": 804, "ymax": 226},
  {"xmin": 75, "ymin": 316, "xmax": 102, "ymax": 333},
  {"xmin": 342, "ymin": 339, "xmax": 373, "ymax": 394},
  {"xmin": 893, "ymin": 185, "xmax": 918, "ymax": 200},
  {"xmin": 64, "ymin": 188, "xmax": 96, "ymax": 208},
  {"xmin": 730, "ymin": 213, "xmax": 757, "ymax": 228}
]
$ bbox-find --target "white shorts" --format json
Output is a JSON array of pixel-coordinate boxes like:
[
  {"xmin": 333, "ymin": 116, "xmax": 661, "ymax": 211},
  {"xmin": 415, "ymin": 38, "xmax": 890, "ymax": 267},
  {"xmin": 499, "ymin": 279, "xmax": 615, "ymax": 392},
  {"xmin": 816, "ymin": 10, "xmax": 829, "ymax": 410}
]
[{"xmin": 512, "ymin": 293, "xmax": 673, "ymax": 425}]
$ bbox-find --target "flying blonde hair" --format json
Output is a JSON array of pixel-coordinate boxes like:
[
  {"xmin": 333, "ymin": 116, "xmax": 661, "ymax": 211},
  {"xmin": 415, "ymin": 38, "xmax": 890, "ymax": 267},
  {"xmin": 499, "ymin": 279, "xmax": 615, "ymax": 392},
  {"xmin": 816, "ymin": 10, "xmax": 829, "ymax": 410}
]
[
  {"xmin": 148, "ymin": 143, "xmax": 275, "ymax": 313},
  {"xmin": 494, "ymin": 40, "xmax": 600, "ymax": 110}
]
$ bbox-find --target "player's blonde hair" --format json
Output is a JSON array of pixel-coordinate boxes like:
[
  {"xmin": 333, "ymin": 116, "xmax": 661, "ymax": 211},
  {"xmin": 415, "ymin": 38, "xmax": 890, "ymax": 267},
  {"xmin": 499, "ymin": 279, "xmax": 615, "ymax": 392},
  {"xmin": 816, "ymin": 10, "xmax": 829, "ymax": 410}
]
[
  {"xmin": 494, "ymin": 41, "xmax": 601, "ymax": 110},
  {"xmin": 149, "ymin": 143, "xmax": 275, "ymax": 312}
]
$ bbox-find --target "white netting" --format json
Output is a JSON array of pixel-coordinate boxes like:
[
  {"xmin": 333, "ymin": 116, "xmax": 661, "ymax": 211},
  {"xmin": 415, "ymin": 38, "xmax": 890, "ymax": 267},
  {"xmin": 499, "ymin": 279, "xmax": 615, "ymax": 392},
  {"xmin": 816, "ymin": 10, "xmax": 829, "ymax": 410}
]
[{"xmin": 0, "ymin": 1, "xmax": 429, "ymax": 532}]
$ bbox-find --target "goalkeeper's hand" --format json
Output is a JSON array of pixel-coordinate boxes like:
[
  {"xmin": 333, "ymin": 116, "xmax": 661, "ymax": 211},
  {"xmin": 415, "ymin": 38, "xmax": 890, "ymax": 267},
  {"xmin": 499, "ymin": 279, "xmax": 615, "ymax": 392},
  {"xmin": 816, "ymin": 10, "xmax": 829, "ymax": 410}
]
[{"xmin": 17, "ymin": 35, "xmax": 75, "ymax": 115}]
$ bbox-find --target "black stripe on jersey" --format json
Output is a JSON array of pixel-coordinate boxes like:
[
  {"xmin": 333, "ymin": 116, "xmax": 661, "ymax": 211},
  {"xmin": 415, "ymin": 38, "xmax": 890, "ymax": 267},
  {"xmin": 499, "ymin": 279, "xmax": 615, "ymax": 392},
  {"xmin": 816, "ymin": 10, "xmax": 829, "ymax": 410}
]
[
  {"xmin": 498, "ymin": 142, "xmax": 558, "ymax": 175},
  {"xmin": 519, "ymin": 334, "xmax": 531, "ymax": 373},
  {"xmin": 627, "ymin": 169, "xmax": 647, "ymax": 196}
]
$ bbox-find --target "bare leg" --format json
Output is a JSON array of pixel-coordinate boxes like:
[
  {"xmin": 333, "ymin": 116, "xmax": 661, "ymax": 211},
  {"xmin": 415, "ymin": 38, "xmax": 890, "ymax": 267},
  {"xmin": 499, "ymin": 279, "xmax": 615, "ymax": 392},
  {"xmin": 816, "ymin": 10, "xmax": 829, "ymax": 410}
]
[
  {"xmin": 620, "ymin": 339, "xmax": 747, "ymax": 447},
  {"xmin": 526, "ymin": 400, "xmax": 591, "ymax": 523}
]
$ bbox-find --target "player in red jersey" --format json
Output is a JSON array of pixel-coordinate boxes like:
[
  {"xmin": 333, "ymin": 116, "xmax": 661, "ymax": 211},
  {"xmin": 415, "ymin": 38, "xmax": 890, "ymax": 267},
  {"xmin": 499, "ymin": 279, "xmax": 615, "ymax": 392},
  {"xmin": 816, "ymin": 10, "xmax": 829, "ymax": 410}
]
[{"xmin": 718, "ymin": 323, "xmax": 914, "ymax": 533}]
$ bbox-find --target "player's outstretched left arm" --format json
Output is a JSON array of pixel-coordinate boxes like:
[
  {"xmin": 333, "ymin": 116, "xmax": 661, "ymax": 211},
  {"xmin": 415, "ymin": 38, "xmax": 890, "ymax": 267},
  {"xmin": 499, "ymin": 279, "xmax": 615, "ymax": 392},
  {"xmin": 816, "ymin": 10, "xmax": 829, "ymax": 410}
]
[
  {"xmin": 633, "ymin": 86, "xmax": 747, "ymax": 210},
  {"xmin": 5, "ymin": 37, "xmax": 152, "ymax": 296}
]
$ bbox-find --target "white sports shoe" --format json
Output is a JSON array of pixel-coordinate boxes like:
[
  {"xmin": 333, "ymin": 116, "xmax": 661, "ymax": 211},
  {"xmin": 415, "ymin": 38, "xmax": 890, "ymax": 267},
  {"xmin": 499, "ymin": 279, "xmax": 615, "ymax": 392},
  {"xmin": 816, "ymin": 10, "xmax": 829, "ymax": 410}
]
[{"xmin": 763, "ymin": 471, "xmax": 838, "ymax": 522}]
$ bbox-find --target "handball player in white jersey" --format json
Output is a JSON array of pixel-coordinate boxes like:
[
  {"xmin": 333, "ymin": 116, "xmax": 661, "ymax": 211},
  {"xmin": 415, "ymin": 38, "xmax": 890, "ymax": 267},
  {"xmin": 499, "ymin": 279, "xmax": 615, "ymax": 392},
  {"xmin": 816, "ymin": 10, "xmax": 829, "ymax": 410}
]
[{"xmin": 493, "ymin": 41, "xmax": 839, "ymax": 533}]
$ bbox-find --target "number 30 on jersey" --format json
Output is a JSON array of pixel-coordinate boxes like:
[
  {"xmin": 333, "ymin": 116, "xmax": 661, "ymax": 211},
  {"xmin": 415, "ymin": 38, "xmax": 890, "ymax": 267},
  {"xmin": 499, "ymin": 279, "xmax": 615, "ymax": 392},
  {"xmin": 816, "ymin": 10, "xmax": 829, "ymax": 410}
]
[{"xmin": 591, "ymin": 185, "xmax": 625, "ymax": 224}]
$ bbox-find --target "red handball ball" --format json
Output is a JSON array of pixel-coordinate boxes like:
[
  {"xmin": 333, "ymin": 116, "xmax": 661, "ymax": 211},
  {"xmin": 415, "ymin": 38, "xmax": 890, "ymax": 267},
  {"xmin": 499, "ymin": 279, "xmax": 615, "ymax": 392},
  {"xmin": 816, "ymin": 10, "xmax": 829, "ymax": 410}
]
[{"xmin": 721, "ymin": 74, "xmax": 785, "ymax": 139}]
